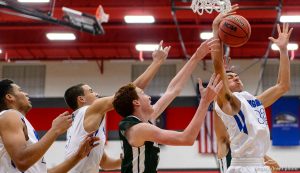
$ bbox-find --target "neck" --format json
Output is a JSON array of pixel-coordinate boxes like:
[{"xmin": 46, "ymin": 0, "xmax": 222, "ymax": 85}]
[
  {"xmin": 8, "ymin": 105, "xmax": 27, "ymax": 116},
  {"xmin": 132, "ymin": 110, "xmax": 149, "ymax": 122}
]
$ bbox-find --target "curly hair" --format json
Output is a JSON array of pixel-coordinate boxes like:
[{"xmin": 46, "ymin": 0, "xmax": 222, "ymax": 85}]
[{"xmin": 113, "ymin": 83, "xmax": 139, "ymax": 118}]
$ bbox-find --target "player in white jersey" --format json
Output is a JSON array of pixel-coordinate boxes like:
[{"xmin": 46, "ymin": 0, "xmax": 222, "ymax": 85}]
[
  {"xmin": 0, "ymin": 79, "xmax": 100, "ymax": 173},
  {"xmin": 211, "ymin": 5, "xmax": 293, "ymax": 173},
  {"xmin": 63, "ymin": 41, "xmax": 171, "ymax": 172}
]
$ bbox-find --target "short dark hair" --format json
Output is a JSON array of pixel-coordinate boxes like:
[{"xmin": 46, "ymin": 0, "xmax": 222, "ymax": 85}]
[
  {"xmin": 113, "ymin": 83, "xmax": 139, "ymax": 118},
  {"xmin": 64, "ymin": 84, "xmax": 85, "ymax": 111},
  {"xmin": 0, "ymin": 79, "xmax": 14, "ymax": 111}
]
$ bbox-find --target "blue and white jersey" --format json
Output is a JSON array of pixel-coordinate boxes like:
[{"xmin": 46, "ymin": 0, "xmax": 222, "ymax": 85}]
[
  {"xmin": 214, "ymin": 91, "xmax": 271, "ymax": 158},
  {"xmin": 65, "ymin": 106, "xmax": 106, "ymax": 173},
  {"xmin": 0, "ymin": 110, "xmax": 47, "ymax": 173}
]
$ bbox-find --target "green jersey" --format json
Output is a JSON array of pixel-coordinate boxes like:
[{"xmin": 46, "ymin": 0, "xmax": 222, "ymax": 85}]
[{"xmin": 119, "ymin": 116, "xmax": 160, "ymax": 173}]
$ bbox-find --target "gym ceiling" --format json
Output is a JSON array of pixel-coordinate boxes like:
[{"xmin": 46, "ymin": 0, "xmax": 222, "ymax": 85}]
[{"xmin": 0, "ymin": 0, "xmax": 299, "ymax": 61}]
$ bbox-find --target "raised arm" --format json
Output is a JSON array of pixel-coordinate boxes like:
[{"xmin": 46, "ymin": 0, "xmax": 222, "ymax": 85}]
[
  {"xmin": 151, "ymin": 39, "xmax": 219, "ymax": 120},
  {"xmin": 256, "ymin": 23, "xmax": 293, "ymax": 107},
  {"xmin": 126, "ymin": 74, "xmax": 223, "ymax": 147},
  {"xmin": 85, "ymin": 41, "xmax": 170, "ymax": 128},
  {"xmin": 211, "ymin": 5, "xmax": 241, "ymax": 115},
  {"xmin": 0, "ymin": 111, "xmax": 71, "ymax": 172},
  {"xmin": 133, "ymin": 40, "xmax": 171, "ymax": 89},
  {"xmin": 48, "ymin": 132, "xmax": 100, "ymax": 173}
]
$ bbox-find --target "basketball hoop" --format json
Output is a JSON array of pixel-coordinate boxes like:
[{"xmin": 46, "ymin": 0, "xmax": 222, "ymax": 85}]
[{"xmin": 190, "ymin": 0, "xmax": 232, "ymax": 15}]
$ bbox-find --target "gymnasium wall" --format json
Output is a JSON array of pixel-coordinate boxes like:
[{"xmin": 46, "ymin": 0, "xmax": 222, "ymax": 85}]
[
  {"xmin": 1, "ymin": 59, "xmax": 264, "ymax": 97},
  {"xmin": 1, "ymin": 59, "xmax": 300, "ymax": 170}
]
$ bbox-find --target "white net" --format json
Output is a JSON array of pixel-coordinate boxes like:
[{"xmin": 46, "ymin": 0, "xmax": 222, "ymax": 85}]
[{"xmin": 191, "ymin": 0, "xmax": 232, "ymax": 15}]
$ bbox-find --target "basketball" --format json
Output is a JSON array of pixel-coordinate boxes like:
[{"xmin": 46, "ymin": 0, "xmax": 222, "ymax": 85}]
[{"xmin": 218, "ymin": 15, "xmax": 251, "ymax": 47}]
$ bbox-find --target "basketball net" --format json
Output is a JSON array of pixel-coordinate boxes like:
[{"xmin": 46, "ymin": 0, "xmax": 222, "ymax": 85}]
[{"xmin": 190, "ymin": 0, "xmax": 232, "ymax": 15}]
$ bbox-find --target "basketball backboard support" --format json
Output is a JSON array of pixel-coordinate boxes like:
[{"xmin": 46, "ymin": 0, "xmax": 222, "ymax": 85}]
[
  {"xmin": 0, "ymin": 0, "xmax": 106, "ymax": 35},
  {"xmin": 62, "ymin": 7, "xmax": 106, "ymax": 35}
]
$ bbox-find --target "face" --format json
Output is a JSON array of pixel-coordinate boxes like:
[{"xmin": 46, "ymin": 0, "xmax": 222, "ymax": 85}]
[
  {"xmin": 81, "ymin": 85, "xmax": 100, "ymax": 105},
  {"xmin": 135, "ymin": 87, "xmax": 153, "ymax": 114},
  {"xmin": 226, "ymin": 72, "xmax": 244, "ymax": 92},
  {"xmin": 10, "ymin": 84, "xmax": 32, "ymax": 113}
]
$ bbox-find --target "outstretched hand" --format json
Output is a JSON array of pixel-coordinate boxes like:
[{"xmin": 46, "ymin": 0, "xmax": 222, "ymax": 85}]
[
  {"xmin": 51, "ymin": 111, "xmax": 72, "ymax": 136},
  {"xmin": 75, "ymin": 131, "xmax": 100, "ymax": 159},
  {"xmin": 194, "ymin": 38, "xmax": 221, "ymax": 60},
  {"xmin": 152, "ymin": 40, "xmax": 171, "ymax": 63},
  {"xmin": 212, "ymin": 4, "xmax": 239, "ymax": 32},
  {"xmin": 268, "ymin": 23, "xmax": 293, "ymax": 51},
  {"xmin": 265, "ymin": 158, "xmax": 280, "ymax": 172},
  {"xmin": 198, "ymin": 73, "xmax": 223, "ymax": 104}
]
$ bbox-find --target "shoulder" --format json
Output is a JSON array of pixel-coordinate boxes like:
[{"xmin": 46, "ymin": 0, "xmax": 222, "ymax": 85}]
[
  {"xmin": 119, "ymin": 116, "xmax": 142, "ymax": 131},
  {"xmin": 0, "ymin": 110, "xmax": 23, "ymax": 132},
  {"xmin": 0, "ymin": 109, "xmax": 22, "ymax": 121}
]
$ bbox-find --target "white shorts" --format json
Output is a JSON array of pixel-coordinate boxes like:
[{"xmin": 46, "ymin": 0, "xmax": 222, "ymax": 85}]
[{"xmin": 227, "ymin": 158, "xmax": 272, "ymax": 173}]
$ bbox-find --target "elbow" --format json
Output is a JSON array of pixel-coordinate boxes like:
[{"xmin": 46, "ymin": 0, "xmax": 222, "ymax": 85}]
[
  {"xmin": 282, "ymin": 84, "xmax": 290, "ymax": 93},
  {"xmin": 14, "ymin": 161, "xmax": 31, "ymax": 172},
  {"xmin": 278, "ymin": 83, "xmax": 290, "ymax": 94},
  {"xmin": 181, "ymin": 136, "xmax": 195, "ymax": 146},
  {"xmin": 185, "ymin": 140, "xmax": 195, "ymax": 146}
]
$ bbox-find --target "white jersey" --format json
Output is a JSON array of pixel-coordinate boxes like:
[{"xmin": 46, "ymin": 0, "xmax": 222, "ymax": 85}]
[
  {"xmin": 0, "ymin": 110, "xmax": 47, "ymax": 173},
  {"xmin": 65, "ymin": 106, "xmax": 106, "ymax": 173},
  {"xmin": 214, "ymin": 91, "xmax": 271, "ymax": 158}
]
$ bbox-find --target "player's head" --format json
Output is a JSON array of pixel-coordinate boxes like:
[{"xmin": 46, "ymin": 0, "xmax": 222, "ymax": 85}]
[
  {"xmin": 113, "ymin": 83, "xmax": 153, "ymax": 118},
  {"xmin": 64, "ymin": 84, "xmax": 100, "ymax": 111},
  {"xmin": 226, "ymin": 70, "xmax": 244, "ymax": 92},
  {"xmin": 0, "ymin": 79, "xmax": 32, "ymax": 113}
]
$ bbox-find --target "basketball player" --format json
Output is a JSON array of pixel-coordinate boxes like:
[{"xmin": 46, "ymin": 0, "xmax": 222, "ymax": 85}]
[
  {"xmin": 64, "ymin": 41, "xmax": 171, "ymax": 172},
  {"xmin": 211, "ymin": 5, "xmax": 293, "ymax": 173},
  {"xmin": 113, "ymin": 39, "xmax": 222, "ymax": 173},
  {"xmin": 0, "ymin": 79, "xmax": 100, "ymax": 173}
]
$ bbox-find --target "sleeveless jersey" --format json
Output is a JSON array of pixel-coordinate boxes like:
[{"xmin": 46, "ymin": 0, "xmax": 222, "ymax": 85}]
[
  {"xmin": 65, "ymin": 106, "xmax": 106, "ymax": 173},
  {"xmin": 214, "ymin": 91, "xmax": 271, "ymax": 158},
  {"xmin": 119, "ymin": 116, "xmax": 160, "ymax": 173},
  {"xmin": 0, "ymin": 110, "xmax": 47, "ymax": 173}
]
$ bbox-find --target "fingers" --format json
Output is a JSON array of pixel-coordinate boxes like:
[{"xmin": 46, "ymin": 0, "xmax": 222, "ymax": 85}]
[
  {"xmin": 208, "ymin": 73, "xmax": 216, "ymax": 86},
  {"xmin": 288, "ymin": 27, "xmax": 293, "ymax": 38},
  {"xmin": 212, "ymin": 74, "xmax": 221, "ymax": 86},
  {"xmin": 215, "ymin": 80, "xmax": 224, "ymax": 93},
  {"xmin": 268, "ymin": 37, "xmax": 275, "ymax": 43},
  {"xmin": 277, "ymin": 24, "xmax": 281, "ymax": 34},
  {"xmin": 198, "ymin": 78, "xmax": 204, "ymax": 92},
  {"xmin": 227, "ymin": 4, "xmax": 239, "ymax": 15},
  {"xmin": 158, "ymin": 40, "xmax": 163, "ymax": 50},
  {"xmin": 164, "ymin": 46, "xmax": 171, "ymax": 54},
  {"xmin": 59, "ymin": 111, "xmax": 69, "ymax": 117}
]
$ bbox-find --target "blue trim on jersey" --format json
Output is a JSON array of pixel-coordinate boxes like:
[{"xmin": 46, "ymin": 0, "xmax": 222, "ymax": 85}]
[{"xmin": 234, "ymin": 110, "xmax": 248, "ymax": 134}]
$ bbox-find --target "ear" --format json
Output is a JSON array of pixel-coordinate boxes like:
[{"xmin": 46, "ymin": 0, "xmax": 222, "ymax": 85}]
[
  {"xmin": 132, "ymin": 99, "xmax": 140, "ymax": 106},
  {"xmin": 5, "ymin": 94, "xmax": 14, "ymax": 102},
  {"xmin": 77, "ymin": 96, "xmax": 86, "ymax": 104}
]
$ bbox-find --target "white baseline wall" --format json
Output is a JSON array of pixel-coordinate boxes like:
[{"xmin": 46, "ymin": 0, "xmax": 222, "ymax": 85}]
[{"xmin": 45, "ymin": 141, "xmax": 300, "ymax": 169}]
